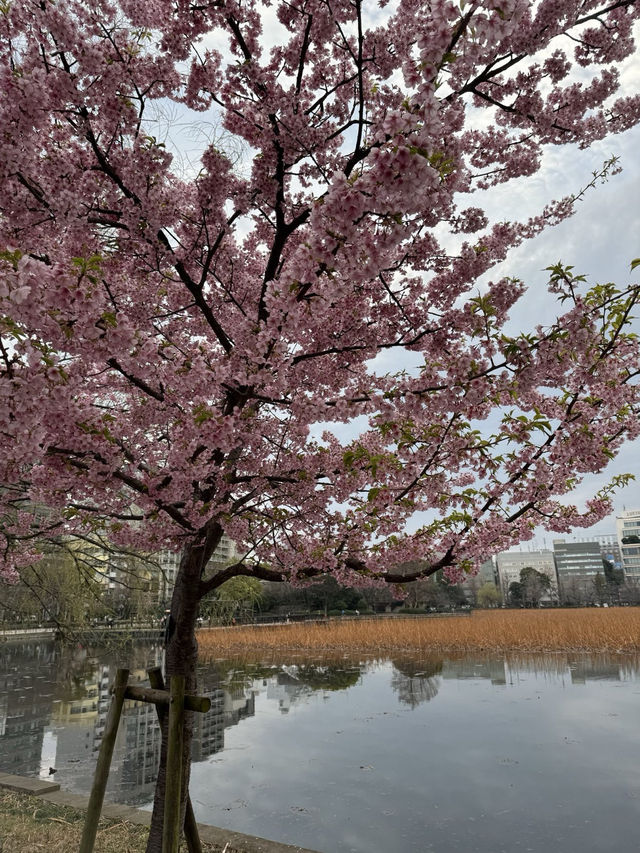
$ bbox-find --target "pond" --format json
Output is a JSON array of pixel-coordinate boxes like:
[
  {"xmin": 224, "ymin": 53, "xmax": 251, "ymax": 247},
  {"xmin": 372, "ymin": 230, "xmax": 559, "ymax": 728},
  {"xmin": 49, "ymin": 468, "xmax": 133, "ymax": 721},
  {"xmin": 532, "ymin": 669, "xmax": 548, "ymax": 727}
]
[{"xmin": 1, "ymin": 640, "xmax": 639, "ymax": 852}]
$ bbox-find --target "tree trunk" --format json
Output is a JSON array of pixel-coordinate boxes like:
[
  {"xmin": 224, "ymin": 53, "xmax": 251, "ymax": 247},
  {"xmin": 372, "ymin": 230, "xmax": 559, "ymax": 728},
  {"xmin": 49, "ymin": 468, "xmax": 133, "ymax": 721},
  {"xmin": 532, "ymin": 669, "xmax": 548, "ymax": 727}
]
[{"xmin": 145, "ymin": 542, "xmax": 203, "ymax": 853}]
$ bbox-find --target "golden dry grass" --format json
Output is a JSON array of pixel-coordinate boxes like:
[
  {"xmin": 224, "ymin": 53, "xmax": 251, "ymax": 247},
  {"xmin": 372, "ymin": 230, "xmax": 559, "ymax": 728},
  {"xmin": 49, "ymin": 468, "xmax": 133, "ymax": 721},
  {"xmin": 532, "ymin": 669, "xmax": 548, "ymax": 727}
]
[
  {"xmin": 198, "ymin": 608, "xmax": 640, "ymax": 657},
  {"xmin": 0, "ymin": 790, "xmax": 242, "ymax": 853}
]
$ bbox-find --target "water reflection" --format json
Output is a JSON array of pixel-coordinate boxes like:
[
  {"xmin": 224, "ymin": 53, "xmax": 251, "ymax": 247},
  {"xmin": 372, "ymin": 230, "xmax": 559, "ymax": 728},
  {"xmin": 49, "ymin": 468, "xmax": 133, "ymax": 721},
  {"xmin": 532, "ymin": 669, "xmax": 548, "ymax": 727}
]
[
  {"xmin": 0, "ymin": 640, "xmax": 57, "ymax": 777},
  {"xmin": 0, "ymin": 640, "xmax": 265, "ymax": 802},
  {"xmin": 442, "ymin": 657, "xmax": 507, "ymax": 684},
  {"xmin": 390, "ymin": 658, "xmax": 442, "ymax": 707},
  {"xmin": 264, "ymin": 664, "xmax": 363, "ymax": 713},
  {"xmin": 2, "ymin": 642, "xmax": 640, "ymax": 852}
]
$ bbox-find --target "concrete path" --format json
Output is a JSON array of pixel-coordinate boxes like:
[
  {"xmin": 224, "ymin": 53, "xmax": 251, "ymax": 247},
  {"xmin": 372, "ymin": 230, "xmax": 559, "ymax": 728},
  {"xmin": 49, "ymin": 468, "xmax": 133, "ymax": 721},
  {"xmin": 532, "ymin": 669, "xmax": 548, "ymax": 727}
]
[{"xmin": 0, "ymin": 772, "xmax": 320, "ymax": 853}]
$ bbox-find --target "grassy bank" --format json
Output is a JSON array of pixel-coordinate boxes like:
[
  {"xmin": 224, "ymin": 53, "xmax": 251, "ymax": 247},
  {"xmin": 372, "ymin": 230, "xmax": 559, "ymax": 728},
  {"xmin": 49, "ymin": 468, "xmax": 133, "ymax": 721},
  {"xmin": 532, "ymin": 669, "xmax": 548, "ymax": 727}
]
[
  {"xmin": 0, "ymin": 789, "xmax": 240, "ymax": 853},
  {"xmin": 198, "ymin": 608, "xmax": 640, "ymax": 656}
]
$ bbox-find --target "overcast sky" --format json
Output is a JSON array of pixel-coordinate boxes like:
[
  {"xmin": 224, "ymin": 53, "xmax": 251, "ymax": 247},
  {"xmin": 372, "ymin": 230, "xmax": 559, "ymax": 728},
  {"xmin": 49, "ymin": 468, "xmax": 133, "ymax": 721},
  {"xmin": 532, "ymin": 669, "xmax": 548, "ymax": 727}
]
[
  {"xmin": 462, "ymin": 22, "xmax": 640, "ymax": 541},
  {"xmin": 484, "ymin": 123, "xmax": 640, "ymax": 542},
  {"xmin": 153, "ymin": 11, "xmax": 640, "ymax": 544}
]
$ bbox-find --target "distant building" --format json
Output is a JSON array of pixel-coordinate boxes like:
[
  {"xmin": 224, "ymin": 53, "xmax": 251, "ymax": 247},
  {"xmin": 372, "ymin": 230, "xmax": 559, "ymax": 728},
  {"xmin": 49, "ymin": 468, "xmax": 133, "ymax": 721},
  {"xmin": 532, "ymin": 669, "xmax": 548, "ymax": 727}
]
[
  {"xmin": 476, "ymin": 557, "xmax": 497, "ymax": 586},
  {"xmin": 442, "ymin": 658, "xmax": 507, "ymax": 686},
  {"xmin": 209, "ymin": 535, "xmax": 239, "ymax": 566},
  {"xmin": 553, "ymin": 539, "xmax": 604, "ymax": 599},
  {"xmin": 460, "ymin": 557, "xmax": 498, "ymax": 602},
  {"xmin": 156, "ymin": 551, "xmax": 181, "ymax": 605},
  {"xmin": 560, "ymin": 533, "xmax": 622, "ymax": 570},
  {"xmin": 495, "ymin": 550, "xmax": 558, "ymax": 601},
  {"xmin": 156, "ymin": 533, "xmax": 240, "ymax": 603},
  {"xmin": 615, "ymin": 510, "xmax": 640, "ymax": 582}
]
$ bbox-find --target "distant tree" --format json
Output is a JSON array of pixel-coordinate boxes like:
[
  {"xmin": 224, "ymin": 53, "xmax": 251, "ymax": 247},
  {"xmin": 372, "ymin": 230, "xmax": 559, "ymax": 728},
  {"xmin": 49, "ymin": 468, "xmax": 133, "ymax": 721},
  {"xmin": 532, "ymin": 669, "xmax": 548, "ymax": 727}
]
[
  {"xmin": 203, "ymin": 576, "xmax": 263, "ymax": 624},
  {"xmin": 508, "ymin": 580, "xmax": 523, "ymax": 606},
  {"xmin": 260, "ymin": 576, "xmax": 367, "ymax": 614},
  {"xmin": 102, "ymin": 578, "xmax": 158, "ymax": 621},
  {"xmin": 402, "ymin": 577, "xmax": 432, "ymax": 609},
  {"xmin": 559, "ymin": 576, "xmax": 587, "ymax": 607},
  {"xmin": 302, "ymin": 575, "xmax": 365, "ymax": 613},
  {"xmin": 357, "ymin": 584, "xmax": 397, "ymax": 614},
  {"xmin": 603, "ymin": 559, "xmax": 624, "ymax": 601},
  {"xmin": 519, "ymin": 567, "xmax": 552, "ymax": 607},
  {"xmin": 620, "ymin": 579, "xmax": 640, "ymax": 606},
  {"xmin": 293, "ymin": 664, "xmax": 361, "ymax": 692},
  {"xmin": 440, "ymin": 575, "xmax": 469, "ymax": 608},
  {"xmin": 400, "ymin": 571, "xmax": 468, "ymax": 611},
  {"xmin": 391, "ymin": 658, "xmax": 443, "ymax": 708},
  {"xmin": 508, "ymin": 567, "xmax": 551, "ymax": 607},
  {"xmin": 477, "ymin": 583, "xmax": 502, "ymax": 609},
  {"xmin": 0, "ymin": 543, "xmax": 102, "ymax": 627},
  {"xmin": 260, "ymin": 581, "xmax": 301, "ymax": 613},
  {"xmin": 592, "ymin": 571, "xmax": 607, "ymax": 604}
]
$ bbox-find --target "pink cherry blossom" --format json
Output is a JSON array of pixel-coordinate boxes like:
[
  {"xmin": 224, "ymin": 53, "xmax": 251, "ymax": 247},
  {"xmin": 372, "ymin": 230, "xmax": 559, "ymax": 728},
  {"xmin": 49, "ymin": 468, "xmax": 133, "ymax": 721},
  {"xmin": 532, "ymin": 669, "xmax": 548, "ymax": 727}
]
[{"xmin": 1, "ymin": 2, "xmax": 640, "ymax": 845}]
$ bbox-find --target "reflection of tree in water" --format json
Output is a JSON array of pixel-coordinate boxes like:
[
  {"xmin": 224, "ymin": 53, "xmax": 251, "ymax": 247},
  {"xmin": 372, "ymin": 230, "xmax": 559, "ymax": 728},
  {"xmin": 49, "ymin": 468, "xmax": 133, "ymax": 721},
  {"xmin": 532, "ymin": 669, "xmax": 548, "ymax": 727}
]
[
  {"xmin": 288, "ymin": 664, "xmax": 361, "ymax": 692},
  {"xmin": 209, "ymin": 659, "xmax": 277, "ymax": 696},
  {"xmin": 390, "ymin": 657, "xmax": 443, "ymax": 708},
  {"xmin": 52, "ymin": 641, "xmax": 164, "ymax": 703},
  {"xmin": 54, "ymin": 648, "xmax": 99, "ymax": 702},
  {"xmin": 210, "ymin": 657, "xmax": 364, "ymax": 695}
]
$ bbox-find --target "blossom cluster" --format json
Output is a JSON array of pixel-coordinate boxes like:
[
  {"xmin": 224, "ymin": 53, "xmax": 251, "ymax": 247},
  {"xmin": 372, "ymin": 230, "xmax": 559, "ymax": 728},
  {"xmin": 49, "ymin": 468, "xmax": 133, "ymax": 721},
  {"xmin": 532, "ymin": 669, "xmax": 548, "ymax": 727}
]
[{"xmin": 0, "ymin": 0, "xmax": 639, "ymax": 589}]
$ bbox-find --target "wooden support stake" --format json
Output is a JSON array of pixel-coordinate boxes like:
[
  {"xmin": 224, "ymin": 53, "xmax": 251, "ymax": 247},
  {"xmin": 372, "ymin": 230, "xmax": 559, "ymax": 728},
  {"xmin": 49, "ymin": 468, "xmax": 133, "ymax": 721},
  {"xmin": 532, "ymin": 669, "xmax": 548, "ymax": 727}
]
[
  {"xmin": 79, "ymin": 668, "xmax": 129, "ymax": 853},
  {"xmin": 148, "ymin": 667, "xmax": 203, "ymax": 853},
  {"xmin": 123, "ymin": 683, "xmax": 210, "ymax": 713},
  {"xmin": 163, "ymin": 674, "xmax": 185, "ymax": 853}
]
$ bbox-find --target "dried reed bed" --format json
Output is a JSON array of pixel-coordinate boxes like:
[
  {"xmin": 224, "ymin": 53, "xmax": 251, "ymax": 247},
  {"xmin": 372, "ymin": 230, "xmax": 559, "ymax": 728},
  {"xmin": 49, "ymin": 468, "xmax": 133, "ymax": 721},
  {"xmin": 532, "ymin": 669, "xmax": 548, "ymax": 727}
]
[{"xmin": 198, "ymin": 608, "xmax": 640, "ymax": 657}]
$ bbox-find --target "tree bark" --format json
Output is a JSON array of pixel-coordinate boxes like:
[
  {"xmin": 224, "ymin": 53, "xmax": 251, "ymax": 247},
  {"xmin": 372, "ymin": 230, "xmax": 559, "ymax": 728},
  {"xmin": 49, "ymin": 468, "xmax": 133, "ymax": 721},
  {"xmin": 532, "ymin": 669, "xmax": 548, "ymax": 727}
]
[{"xmin": 145, "ymin": 542, "xmax": 203, "ymax": 853}]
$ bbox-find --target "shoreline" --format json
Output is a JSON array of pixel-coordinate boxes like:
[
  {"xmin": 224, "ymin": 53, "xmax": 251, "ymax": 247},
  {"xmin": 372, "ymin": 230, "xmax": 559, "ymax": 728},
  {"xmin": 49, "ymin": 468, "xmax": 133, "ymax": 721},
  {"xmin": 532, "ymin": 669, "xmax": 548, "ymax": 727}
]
[{"xmin": 0, "ymin": 773, "xmax": 319, "ymax": 853}]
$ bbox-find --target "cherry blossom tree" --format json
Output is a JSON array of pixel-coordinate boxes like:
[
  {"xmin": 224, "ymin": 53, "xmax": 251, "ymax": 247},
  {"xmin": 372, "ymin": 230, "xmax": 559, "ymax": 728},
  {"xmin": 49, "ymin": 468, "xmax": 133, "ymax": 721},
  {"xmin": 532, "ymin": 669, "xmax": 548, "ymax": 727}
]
[{"xmin": 1, "ymin": 0, "xmax": 640, "ymax": 847}]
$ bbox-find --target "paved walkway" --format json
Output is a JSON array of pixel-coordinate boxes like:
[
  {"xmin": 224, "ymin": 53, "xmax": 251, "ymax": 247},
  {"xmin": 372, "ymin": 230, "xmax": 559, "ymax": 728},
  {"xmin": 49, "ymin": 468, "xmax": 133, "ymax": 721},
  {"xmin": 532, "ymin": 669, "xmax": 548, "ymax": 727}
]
[{"xmin": 0, "ymin": 772, "xmax": 320, "ymax": 853}]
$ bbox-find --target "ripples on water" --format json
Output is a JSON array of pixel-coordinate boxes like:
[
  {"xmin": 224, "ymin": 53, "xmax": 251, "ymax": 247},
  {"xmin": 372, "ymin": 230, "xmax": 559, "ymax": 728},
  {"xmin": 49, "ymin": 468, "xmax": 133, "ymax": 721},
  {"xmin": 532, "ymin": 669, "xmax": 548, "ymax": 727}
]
[{"xmin": 1, "ymin": 641, "xmax": 639, "ymax": 852}]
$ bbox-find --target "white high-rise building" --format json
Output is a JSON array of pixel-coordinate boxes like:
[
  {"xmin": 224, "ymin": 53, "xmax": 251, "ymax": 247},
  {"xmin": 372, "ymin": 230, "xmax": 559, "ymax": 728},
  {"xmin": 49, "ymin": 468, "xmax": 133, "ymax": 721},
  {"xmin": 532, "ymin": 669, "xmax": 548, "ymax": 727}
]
[
  {"xmin": 615, "ymin": 510, "xmax": 640, "ymax": 581},
  {"xmin": 495, "ymin": 550, "xmax": 558, "ymax": 600},
  {"xmin": 156, "ymin": 534, "xmax": 240, "ymax": 603}
]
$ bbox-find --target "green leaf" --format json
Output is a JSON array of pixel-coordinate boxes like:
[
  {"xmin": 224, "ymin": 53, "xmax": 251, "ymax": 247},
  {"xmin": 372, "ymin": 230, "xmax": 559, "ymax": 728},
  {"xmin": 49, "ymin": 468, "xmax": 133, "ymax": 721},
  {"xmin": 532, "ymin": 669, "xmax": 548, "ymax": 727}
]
[
  {"xmin": 343, "ymin": 449, "xmax": 355, "ymax": 469},
  {"xmin": 193, "ymin": 403, "xmax": 214, "ymax": 425},
  {"xmin": 630, "ymin": 258, "xmax": 640, "ymax": 271},
  {"xmin": 0, "ymin": 247, "xmax": 22, "ymax": 269}
]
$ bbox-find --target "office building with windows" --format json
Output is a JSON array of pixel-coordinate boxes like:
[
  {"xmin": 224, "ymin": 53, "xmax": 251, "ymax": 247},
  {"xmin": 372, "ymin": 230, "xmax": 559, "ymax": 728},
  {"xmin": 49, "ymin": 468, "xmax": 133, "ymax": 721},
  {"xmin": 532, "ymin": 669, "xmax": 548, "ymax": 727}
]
[
  {"xmin": 553, "ymin": 539, "xmax": 604, "ymax": 598},
  {"xmin": 616, "ymin": 510, "xmax": 640, "ymax": 581},
  {"xmin": 495, "ymin": 550, "xmax": 558, "ymax": 601},
  {"xmin": 566, "ymin": 533, "xmax": 622, "ymax": 568}
]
